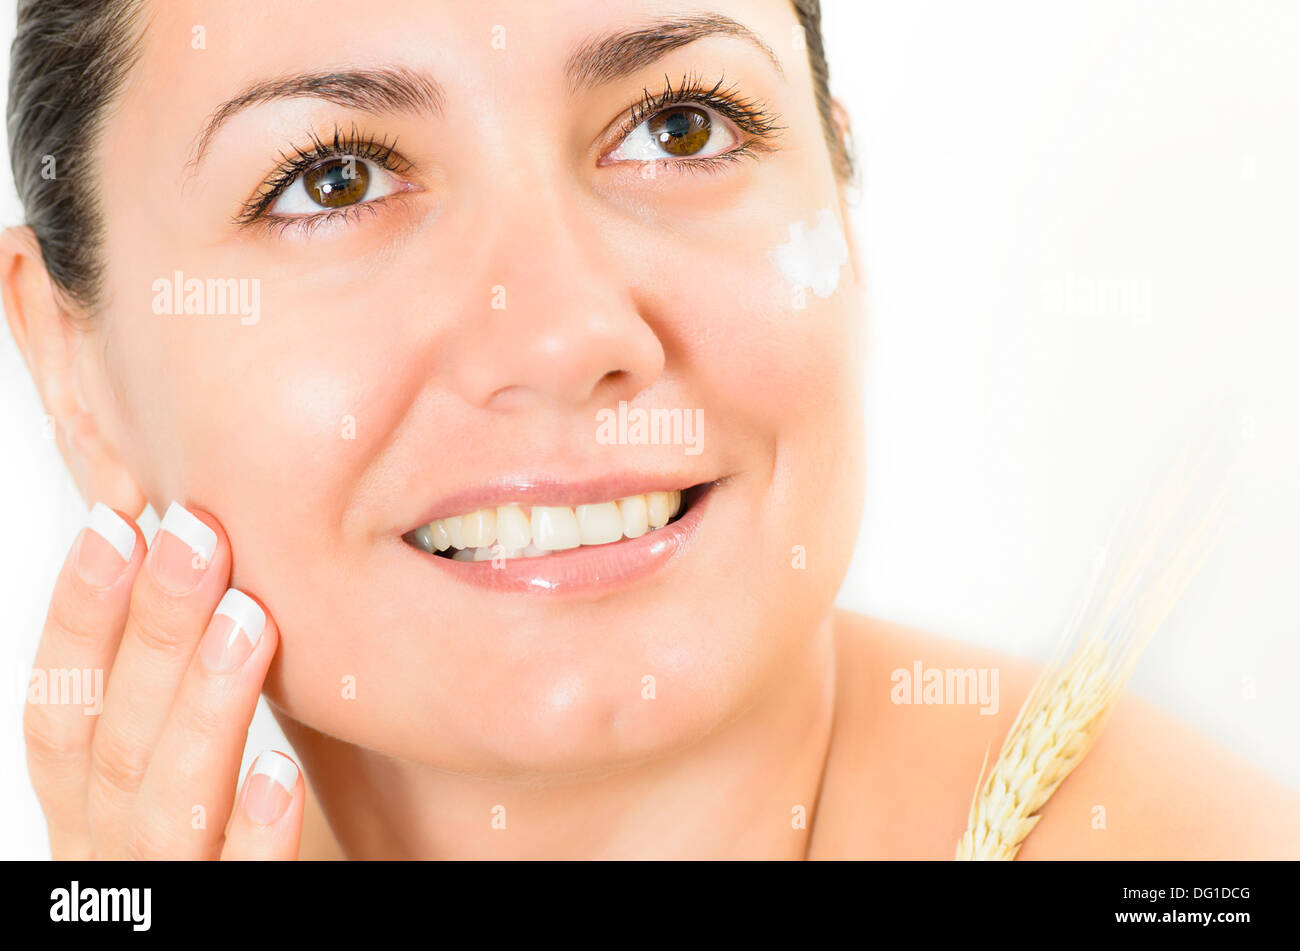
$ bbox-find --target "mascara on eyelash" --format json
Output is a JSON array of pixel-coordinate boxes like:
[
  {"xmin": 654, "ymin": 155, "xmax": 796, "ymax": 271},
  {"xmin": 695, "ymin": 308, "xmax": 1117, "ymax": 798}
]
[
  {"xmin": 236, "ymin": 76, "xmax": 781, "ymax": 229},
  {"xmin": 235, "ymin": 122, "xmax": 412, "ymax": 225},
  {"xmin": 621, "ymin": 71, "xmax": 784, "ymax": 141}
]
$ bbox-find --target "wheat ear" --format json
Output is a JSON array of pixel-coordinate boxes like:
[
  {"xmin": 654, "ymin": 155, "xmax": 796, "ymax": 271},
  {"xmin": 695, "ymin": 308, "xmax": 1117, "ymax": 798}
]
[{"xmin": 955, "ymin": 421, "xmax": 1235, "ymax": 860}]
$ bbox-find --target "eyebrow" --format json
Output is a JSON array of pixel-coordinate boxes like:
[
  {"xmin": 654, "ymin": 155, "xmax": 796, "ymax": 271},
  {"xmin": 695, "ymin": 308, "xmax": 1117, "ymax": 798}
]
[
  {"xmin": 188, "ymin": 14, "xmax": 781, "ymax": 171},
  {"xmin": 187, "ymin": 66, "xmax": 444, "ymax": 171},
  {"xmin": 565, "ymin": 14, "xmax": 785, "ymax": 92}
]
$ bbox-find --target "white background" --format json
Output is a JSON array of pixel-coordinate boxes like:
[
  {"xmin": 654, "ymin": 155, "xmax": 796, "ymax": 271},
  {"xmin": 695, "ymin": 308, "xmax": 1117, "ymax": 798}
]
[{"xmin": 2, "ymin": 1, "xmax": 1298, "ymax": 858}]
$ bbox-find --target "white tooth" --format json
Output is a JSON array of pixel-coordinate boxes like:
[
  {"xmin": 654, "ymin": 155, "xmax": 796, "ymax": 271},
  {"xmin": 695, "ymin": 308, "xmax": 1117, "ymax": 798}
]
[
  {"xmin": 521, "ymin": 544, "xmax": 549, "ymax": 558},
  {"xmin": 429, "ymin": 520, "xmax": 452, "ymax": 552},
  {"xmin": 450, "ymin": 547, "xmax": 476, "ymax": 562},
  {"xmin": 461, "ymin": 508, "xmax": 496, "ymax": 548},
  {"xmin": 496, "ymin": 505, "xmax": 531, "ymax": 549},
  {"xmin": 531, "ymin": 506, "xmax": 581, "ymax": 550},
  {"xmin": 669, "ymin": 490, "xmax": 683, "ymax": 517},
  {"xmin": 472, "ymin": 546, "xmax": 497, "ymax": 561},
  {"xmin": 443, "ymin": 515, "xmax": 468, "ymax": 549},
  {"xmin": 576, "ymin": 502, "xmax": 623, "ymax": 545},
  {"xmin": 412, "ymin": 523, "xmax": 436, "ymax": 552},
  {"xmin": 618, "ymin": 495, "xmax": 649, "ymax": 539},
  {"xmin": 647, "ymin": 492, "xmax": 673, "ymax": 529}
]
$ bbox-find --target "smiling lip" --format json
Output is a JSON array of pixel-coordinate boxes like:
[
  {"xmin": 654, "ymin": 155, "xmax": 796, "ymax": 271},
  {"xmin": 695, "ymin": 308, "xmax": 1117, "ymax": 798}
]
[
  {"xmin": 403, "ymin": 472, "xmax": 710, "ymax": 529},
  {"xmin": 402, "ymin": 478, "xmax": 718, "ymax": 595}
]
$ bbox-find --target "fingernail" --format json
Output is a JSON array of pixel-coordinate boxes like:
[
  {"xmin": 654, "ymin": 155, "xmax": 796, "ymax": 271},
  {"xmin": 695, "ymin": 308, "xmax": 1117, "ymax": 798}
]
[
  {"xmin": 75, "ymin": 503, "xmax": 136, "ymax": 587},
  {"xmin": 151, "ymin": 502, "xmax": 217, "ymax": 594},
  {"xmin": 244, "ymin": 751, "xmax": 298, "ymax": 825},
  {"xmin": 200, "ymin": 589, "xmax": 266, "ymax": 673}
]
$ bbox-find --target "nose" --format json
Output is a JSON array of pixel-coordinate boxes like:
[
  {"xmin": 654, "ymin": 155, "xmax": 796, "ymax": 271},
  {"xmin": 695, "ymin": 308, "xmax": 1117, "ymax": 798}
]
[{"xmin": 440, "ymin": 187, "xmax": 664, "ymax": 413}]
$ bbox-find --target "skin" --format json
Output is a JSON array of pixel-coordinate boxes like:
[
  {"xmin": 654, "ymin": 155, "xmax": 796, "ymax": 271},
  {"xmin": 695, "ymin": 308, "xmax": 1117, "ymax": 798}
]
[{"xmin": 3, "ymin": 0, "xmax": 1298, "ymax": 860}]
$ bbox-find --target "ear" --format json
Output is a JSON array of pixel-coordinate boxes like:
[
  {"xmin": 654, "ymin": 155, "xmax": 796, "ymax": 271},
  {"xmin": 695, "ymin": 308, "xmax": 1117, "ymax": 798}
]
[
  {"xmin": 0, "ymin": 226, "xmax": 147, "ymax": 517},
  {"xmin": 828, "ymin": 96, "xmax": 864, "ymax": 290}
]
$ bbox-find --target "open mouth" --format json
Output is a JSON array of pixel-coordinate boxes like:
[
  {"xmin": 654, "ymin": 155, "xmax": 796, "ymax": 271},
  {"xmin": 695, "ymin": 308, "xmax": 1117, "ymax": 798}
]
[{"xmin": 403, "ymin": 483, "xmax": 711, "ymax": 562}]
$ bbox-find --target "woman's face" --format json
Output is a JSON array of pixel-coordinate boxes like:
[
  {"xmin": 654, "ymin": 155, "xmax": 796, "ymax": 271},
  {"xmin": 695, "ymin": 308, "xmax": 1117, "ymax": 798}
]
[{"xmin": 85, "ymin": 0, "xmax": 865, "ymax": 773}]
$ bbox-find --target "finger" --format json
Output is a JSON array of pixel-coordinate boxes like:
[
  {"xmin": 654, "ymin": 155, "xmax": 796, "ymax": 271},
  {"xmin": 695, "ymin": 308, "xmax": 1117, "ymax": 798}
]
[
  {"xmin": 221, "ymin": 750, "xmax": 303, "ymax": 861},
  {"xmin": 25, "ymin": 503, "xmax": 143, "ymax": 859},
  {"xmin": 128, "ymin": 590, "xmax": 278, "ymax": 859},
  {"xmin": 89, "ymin": 501, "xmax": 231, "ymax": 857}
]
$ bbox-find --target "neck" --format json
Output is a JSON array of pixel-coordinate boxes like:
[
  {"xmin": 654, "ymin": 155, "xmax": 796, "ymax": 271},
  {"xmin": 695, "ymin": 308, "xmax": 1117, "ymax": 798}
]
[{"xmin": 277, "ymin": 615, "xmax": 840, "ymax": 859}]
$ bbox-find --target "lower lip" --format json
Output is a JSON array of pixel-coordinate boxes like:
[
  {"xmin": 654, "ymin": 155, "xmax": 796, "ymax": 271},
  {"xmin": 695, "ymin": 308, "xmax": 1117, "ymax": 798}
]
[{"xmin": 407, "ymin": 488, "xmax": 713, "ymax": 595}]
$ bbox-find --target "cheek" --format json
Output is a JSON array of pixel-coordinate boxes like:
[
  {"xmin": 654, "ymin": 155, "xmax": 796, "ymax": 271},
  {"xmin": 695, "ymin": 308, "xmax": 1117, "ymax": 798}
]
[
  {"xmin": 135, "ymin": 264, "xmax": 417, "ymax": 513},
  {"xmin": 106, "ymin": 276, "xmax": 424, "ymax": 692},
  {"xmin": 655, "ymin": 202, "xmax": 866, "ymax": 628},
  {"xmin": 632, "ymin": 201, "xmax": 862, "ymax": 450},
  {"xmin": 100, "ymin": 246, "xmax": 406, "ymax": 522}
]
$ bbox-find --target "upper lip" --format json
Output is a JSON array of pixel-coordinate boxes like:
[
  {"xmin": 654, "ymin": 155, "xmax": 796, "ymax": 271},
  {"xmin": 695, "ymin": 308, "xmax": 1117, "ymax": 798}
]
[{"xmin": 403, "ymin": 471, "xmax": 716, "ymax": 533}]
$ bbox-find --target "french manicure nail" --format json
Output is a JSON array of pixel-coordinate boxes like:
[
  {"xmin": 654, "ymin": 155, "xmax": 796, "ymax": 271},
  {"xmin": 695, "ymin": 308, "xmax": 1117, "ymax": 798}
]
[
  {"xmin": 152, "ymin": 502, "xmax": 217, "ymax": 594},
  {"xmin": 244, "ymin": 750, "xmax": 298, "ymax": 825},
  {"xmin": 75, "ymin": 503, "xmax": 136, "ymax": 587},
  {"xmin": 199, "ymin": 589, "xmax": 266, "ymax": 673}
]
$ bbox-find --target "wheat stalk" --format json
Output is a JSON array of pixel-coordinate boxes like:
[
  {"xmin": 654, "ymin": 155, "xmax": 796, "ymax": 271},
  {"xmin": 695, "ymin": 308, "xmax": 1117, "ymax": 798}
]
[{"xmin": 955, "ymin": 417, "xmax": 1236, "ymax": 860}]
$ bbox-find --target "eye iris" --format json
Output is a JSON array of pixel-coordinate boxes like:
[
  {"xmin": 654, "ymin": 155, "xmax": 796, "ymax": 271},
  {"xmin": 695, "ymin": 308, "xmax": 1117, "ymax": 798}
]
[
  {"xmin": 303, "ymin": 158, "xmax": 370, "ymax": 208},
  {"xmin": 648, "ymin": 107, "xmax": 711, "ymax": 157}
]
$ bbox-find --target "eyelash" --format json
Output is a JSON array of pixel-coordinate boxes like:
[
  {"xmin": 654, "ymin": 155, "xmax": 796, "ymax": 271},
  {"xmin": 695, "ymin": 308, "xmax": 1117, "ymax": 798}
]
[
  {"xmin": 235, "ymin": 124, "xmax": 413, "ymax": 233},
  {"xmin": 237, "ymin": 76, "xmax": 782, "ymax": 233},
  {"xmin": 612, "ymin": 71, "xmax": 783, "ymax": 167}
]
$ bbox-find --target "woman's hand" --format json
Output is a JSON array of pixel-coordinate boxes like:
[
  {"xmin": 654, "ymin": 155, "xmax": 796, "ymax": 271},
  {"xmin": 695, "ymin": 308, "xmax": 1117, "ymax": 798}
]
[{"xmin": 23, "ymin": 501, "xmax": 301, "ymax": 859}]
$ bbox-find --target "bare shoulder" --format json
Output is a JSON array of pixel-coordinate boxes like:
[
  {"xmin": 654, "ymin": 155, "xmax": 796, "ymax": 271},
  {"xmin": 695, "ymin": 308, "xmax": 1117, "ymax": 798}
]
[
  {"xmin": 1017, "ymin": 688, "xmax": 1300, "ymax": 859},
  {"xmin": 811, "ymin": 610, "xmax": 1300, "ymax": 860},
  {"xmin": 809, "ymin": 611, "xmax": 1046, "ymax": 858}
]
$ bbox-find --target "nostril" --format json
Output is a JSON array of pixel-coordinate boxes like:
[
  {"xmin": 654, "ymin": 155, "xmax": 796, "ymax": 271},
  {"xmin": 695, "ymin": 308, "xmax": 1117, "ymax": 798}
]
[{"xmin": 594, "ymin": 368, "xmax": 635, "ymax": 398}]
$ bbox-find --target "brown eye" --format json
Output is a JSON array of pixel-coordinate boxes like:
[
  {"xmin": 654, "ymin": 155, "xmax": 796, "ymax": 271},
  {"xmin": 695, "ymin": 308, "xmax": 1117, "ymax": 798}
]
[
  {"xmin": 647, "ymin": 107, "xmax": 712, "ymax": 157},
  {"xmin": 303, "ymin": 158, "xmax": 370, "ymax": 208}
]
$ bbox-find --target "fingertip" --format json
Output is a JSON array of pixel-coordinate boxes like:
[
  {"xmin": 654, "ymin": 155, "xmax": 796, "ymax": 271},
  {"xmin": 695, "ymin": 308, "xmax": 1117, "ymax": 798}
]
[
  {"xmin": 146, "ymin": 501, "xmax": 231, "ymax": 596},
  {"xmin": 184, "ymin": 505, "xmax": 229, "ymax": 553},
  {"xmin": 214, "ymin": 588, "xmax": 268, "ymax": 644},
  {"xmin": 200, "ymin": 586, "xmax": 276, "ymax": 673},
  {"xmin": 243, "ymin": 749, "xmax": 301, "ymax": 825},
  {"xmin": 74, "ymin": 503, "xmax": 143, "ymax": 588},
  {"xmin": 87, "ymin": 502, "xmax": 141, "ymax": 562},
  {"xmin": 157, "ymin": 501, "xmax": 221, "ymax": 565},
  {"xmin": 223, "ymin": 748, "xmax": 304, "ymax": 859}
]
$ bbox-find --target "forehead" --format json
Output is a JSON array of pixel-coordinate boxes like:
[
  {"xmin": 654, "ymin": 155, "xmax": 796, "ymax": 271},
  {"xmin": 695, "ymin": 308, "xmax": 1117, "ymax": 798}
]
[
  {"xmin": 112, "ymin": 0, "xmax": 805, "ymax": 185},
  {"xmin": 125, "ymin": 0, "xmax": 801, "ymax": 106}
]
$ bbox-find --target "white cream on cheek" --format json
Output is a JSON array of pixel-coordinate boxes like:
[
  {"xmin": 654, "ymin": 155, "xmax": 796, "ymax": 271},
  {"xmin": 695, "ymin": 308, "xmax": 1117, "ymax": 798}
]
[{"xmin": 768, "ymin": 206, "xmax": 850, "ymax": 299}]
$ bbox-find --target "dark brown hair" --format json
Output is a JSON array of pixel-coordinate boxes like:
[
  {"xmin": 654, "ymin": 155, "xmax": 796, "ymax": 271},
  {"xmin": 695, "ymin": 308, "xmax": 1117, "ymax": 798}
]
[
  {"xmin": 792, "ymin": 0, "xmax": 854, "ymax": 183},
  {"xmin": 7, "ymin": 0, "xmax": 144, "ymax": 311},
  {"xmin": 8, "ymin": 0, "xmax": 851, "ymax": 313}
]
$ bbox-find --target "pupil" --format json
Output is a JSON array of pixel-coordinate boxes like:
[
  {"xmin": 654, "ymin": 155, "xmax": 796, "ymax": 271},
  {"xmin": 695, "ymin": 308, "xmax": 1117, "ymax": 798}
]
[
  {"xmin": 664, "ymin": 112, "xmax": 691, "ymax": 139},
  {"xmin": 649, "ymin": 107, "xmax": 711, "ymax": 157},
  {"xmin": 320, "ymin": 168, "xmax": 345, "ymax": 193},
  {"xmin": 305, "ymin": 159, "xmax": 369, "ymax": 209}
]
